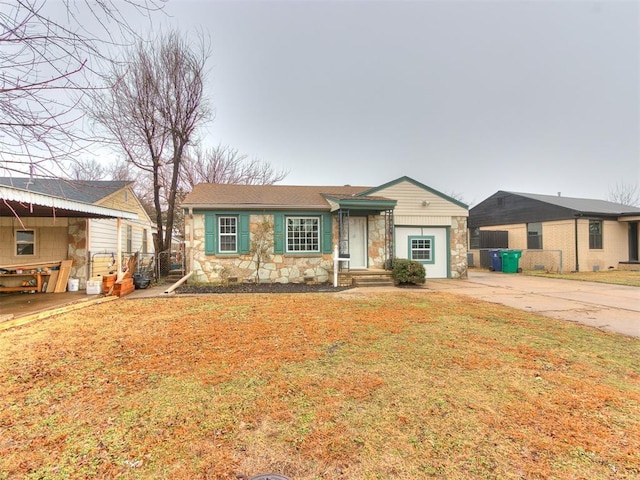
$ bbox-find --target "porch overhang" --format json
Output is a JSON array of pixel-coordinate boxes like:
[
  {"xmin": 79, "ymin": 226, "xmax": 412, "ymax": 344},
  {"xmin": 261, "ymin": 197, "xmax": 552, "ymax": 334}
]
[
  {"xmin": 322, "ymin": 194, "xmax": 396, "ymax": 215},
  {"xmin": 0, "ymin": 185, "xmax": 138, "ymax": 219}
]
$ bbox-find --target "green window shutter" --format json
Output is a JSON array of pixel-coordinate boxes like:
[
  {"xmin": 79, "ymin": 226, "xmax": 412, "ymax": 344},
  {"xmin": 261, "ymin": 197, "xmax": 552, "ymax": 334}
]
[
  {"xmin": 273, "ymin": 213, "xmax": 284, "ymax": 254},
  {"xmin": 205, "ymin": 214, "xmax": 215, "ymax": 254},
  {"xmin": 239, "ymin": 214, "xmax": 250, "ymax": 254},
  {"xmin": 322, "ymin": 213, "xmax": 333, "ymax": 254}
]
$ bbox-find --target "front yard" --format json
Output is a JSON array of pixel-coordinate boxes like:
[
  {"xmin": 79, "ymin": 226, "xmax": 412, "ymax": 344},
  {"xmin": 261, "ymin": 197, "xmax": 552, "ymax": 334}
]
[{"xmin": 1, "ymin": 291, "xmax": 638, "ymax": 479}]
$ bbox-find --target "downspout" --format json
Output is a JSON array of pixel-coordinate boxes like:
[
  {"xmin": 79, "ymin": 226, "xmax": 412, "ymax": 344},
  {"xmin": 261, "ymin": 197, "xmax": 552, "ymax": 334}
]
[
  {"xmin": 116, "ymin": 217, "xmax": 123, "ymax": 277},
  {"xmin": 85, "ymin": 218, "xmax": 91, "ymax": 280},
  {"xmin": 188, "ymin": 207, "xmax": 194, "ymax": 275},
  {"xmin": 574, "ymin": 217, "xmax": 579, "ymax": 272}
]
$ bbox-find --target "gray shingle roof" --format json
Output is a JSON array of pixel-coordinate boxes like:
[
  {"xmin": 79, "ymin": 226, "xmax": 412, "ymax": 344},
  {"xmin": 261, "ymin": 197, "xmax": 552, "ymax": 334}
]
[
  {"xmin": 507, "ymin": 191, "xmax": 640, "ymax": 215},
  {"xmin": 0, "ymin": 178, "xmax": 132, "ymax": 204}
]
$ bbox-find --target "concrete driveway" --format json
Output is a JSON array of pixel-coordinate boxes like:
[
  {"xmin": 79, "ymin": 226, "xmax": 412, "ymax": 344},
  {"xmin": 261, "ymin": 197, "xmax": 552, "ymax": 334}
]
[{"xmin": 427, "ymin": 271, "xmax": 639, "ymax": 338}]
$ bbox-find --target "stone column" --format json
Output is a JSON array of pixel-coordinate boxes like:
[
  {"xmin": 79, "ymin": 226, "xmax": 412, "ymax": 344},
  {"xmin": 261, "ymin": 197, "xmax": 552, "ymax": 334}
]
[
  {"xmin": 67, "ymin": 218, "xmax": 88, "ymax": 287},
  {"xmin": 450, "ymin": 216, "xmax": 468, "ymax": 279}
]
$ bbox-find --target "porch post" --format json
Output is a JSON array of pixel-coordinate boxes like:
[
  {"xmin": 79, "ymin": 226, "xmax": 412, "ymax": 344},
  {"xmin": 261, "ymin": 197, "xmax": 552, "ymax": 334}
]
[
  {"xmin": 385, "ymin": 209, "xmax": 394, "ymax": 269},
  {"xmin": 116, "ymin": 217, "xmax": 123, "ymax": 276}
]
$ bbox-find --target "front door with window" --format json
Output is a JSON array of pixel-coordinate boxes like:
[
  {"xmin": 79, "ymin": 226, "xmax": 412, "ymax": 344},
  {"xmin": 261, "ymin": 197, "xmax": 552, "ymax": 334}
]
[{"xmin": 349, "ymin": 217, "xmax": 367, "ymax": 269}]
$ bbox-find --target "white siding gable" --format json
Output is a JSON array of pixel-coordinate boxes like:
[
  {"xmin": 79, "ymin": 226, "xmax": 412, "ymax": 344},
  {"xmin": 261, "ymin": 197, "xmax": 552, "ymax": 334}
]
[{"xmin": 374, "ymin": 180, "xmax": 467, "ymax": 226}]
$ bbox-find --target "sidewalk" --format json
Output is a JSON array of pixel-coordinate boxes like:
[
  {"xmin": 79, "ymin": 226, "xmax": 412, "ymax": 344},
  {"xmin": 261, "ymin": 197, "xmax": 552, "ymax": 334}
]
[{"xmin": 428, "ymin": 271, "xmax": 640, "ymax": 338}]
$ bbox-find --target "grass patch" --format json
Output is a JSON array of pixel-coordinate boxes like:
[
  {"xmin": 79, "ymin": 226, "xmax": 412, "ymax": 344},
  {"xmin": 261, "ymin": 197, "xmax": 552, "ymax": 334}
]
[
  {"xmin": 0, "ymin": 292, "xmax": 638, "ymax": 479},
  {"xmin": 525, "ymin": 269, "xmax": 640, "ymax": 287}
]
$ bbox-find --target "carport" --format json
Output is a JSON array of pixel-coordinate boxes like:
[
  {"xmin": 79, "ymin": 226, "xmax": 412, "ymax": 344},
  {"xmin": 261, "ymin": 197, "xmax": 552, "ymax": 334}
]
[{"xmin": 1, "ymin": 183, "xmax": 137, "ymax": 303}]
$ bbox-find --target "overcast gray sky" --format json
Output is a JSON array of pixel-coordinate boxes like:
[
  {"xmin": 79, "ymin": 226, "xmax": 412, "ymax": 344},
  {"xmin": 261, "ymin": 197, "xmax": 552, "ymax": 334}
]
[{"xmin": 148, "ymin": 0, "xmax": 638, "ymax": 205}]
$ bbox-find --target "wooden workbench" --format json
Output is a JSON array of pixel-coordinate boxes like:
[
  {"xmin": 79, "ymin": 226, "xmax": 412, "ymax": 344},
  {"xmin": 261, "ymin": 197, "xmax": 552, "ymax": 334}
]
[{"xmin": 0, "ymin": 272, "xmax": 51, "ymax": 293}]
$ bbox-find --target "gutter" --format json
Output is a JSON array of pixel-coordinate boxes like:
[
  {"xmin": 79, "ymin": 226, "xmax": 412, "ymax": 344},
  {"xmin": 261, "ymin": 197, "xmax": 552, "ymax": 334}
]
[{"xmin": 186, "ymin": 204, "xmax": 330, "ymax": 211}]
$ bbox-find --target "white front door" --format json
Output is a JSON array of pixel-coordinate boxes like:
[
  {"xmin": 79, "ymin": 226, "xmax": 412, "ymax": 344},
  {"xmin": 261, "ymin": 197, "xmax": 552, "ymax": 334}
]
[{"xmin": 349, "ymin": 217, "xmax": 367, "ymax": 269}]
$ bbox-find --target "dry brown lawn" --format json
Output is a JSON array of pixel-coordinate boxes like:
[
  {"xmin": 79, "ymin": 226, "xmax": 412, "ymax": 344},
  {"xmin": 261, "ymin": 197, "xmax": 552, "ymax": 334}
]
[
  {"xmin": 1, "ymin": 291, "xmax": 638, "ymax": 479},
  {"xmin": 526, "ymin": 269, "xmax": 640, "ymax": 287}
]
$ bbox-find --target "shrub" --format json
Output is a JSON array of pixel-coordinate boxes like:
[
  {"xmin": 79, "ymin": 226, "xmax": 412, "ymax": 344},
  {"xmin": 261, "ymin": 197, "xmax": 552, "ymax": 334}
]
[{"xmin": 392, "ymin": 259, "xmax": 426, "ymax": 285}]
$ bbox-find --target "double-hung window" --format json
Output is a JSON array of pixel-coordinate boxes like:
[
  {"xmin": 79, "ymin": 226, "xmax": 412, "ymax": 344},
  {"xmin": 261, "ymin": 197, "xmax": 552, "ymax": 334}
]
[
  {"xmin": 409, "ymin": 236, "xmax": 435, "ymax": 264},
  {"xmin": 16, "ymin": 229, "xmax": 35, "ymax": 256},
  {"xmin": 286, "ymin": 217, "xmax": 319, "ymax": 252},
  {"xmin": 589, "ymin": 220, "xmax": 603, "ymax": 249},
  {"xmin": 527, "ymin": 222, "xmax": 543, "ymax": 249},
  {"xmin": 218, "ymin": 216, "xmax": 238, "ymax": 253}
]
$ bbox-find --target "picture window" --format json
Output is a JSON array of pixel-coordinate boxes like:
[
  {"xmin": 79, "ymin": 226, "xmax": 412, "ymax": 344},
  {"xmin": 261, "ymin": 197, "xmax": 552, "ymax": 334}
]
[{"xmin": 286, "ymin": 217, "xmax": 319, "ymax": 252}]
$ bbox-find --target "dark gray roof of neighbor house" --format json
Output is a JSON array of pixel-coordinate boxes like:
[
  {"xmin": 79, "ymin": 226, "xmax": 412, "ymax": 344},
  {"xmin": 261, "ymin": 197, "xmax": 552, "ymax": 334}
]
[
  {"xmin": 0, "ymin": 177, "xmax": 132, "ymax": 204},
  {"xmin": 508, "ymin": 191, "xmax": 640, "ymax": 215}
]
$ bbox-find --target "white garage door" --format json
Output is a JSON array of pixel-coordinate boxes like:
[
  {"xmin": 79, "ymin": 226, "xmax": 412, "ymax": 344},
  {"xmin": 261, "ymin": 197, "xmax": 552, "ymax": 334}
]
[{"xmin": 395, "ymin": 227, "xmax": 448, "ymax": 278}]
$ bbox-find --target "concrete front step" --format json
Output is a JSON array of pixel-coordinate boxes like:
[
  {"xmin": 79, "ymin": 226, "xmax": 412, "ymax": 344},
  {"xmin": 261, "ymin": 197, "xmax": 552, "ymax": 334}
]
[{"xmin": 351, "ymin": 276, "xmax": 395, "ymax": 288}]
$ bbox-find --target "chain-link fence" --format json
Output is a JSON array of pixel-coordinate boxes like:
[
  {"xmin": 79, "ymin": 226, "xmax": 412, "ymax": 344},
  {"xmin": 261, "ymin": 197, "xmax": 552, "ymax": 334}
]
[
  {"xmin": 156, "ymin": 246, "xmax": 185, "ymax": 279},
  {"xmin": 89, "ymin": 252, "xmax": 157, "ymax": 280},
  {"xmin": 520, "ymin": 249, "xmax": 563, "ymax": 273},
  {"xmin": 89, "ymin": 246, "xmax": 185, "ymax": 282},
  {"xmin": 475, "ymin": 248, "xmax": 563, "ymax": 273}
]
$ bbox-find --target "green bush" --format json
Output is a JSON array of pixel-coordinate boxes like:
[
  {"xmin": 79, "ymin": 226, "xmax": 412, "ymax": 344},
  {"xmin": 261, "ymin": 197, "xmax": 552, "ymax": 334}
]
[{"xmin": 392, "ymin": 259, "xmax": 426, "ymax": 285}]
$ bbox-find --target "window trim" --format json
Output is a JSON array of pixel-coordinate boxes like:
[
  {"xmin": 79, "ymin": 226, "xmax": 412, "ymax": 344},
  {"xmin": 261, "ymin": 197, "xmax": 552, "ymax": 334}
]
[
  {"xmin": 469, "ymin": 227, "xmax": 480, "ymax": 250},
  {"xmin": 15, "ymin": 229, "xmax": 36, "ymax": 256},
  {"xmin": 408, "ymin": 235, "xmax": 435, "ymax": 264},
  {"xmin": 589, "ymin": 220, "xmax": 603, "ymax": 250},
  {"xmin": 527, "ymin": 222, "xmax": 543, "ymax": 250},
  {"xmin": 218, "ymin": 215, "xmax": 238, "ymax": 253},
  {"xmin": 286, "ymin": 216, "xmax": 321, "ymax": 253},
  {"xmin": 142, "ymin": 228, "xmax": 148, "ymax": 254},
  {"xmin": 126, "ymin": 224, "xmax": 133, "ymax": 253}
]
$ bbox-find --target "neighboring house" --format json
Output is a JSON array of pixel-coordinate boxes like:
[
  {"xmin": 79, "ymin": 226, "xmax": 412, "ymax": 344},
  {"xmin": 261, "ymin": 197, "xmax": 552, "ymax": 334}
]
[
  {"xmin": 181, "ymin": 176, "xmax": 468, "ymax": 284},
  {"xmin": 468, "ymin": 191, "xmax": 640, "ymax": 273},
  {"xmin": 0, "ymin": 178, "xmax": 155, "ymax": 288}
]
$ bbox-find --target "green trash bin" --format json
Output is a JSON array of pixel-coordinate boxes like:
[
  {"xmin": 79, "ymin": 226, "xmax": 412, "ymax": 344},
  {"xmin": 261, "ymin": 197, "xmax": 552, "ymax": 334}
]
[{"xmin": 500, "ymin": 250, "xmax": 522, "ymax": 273}]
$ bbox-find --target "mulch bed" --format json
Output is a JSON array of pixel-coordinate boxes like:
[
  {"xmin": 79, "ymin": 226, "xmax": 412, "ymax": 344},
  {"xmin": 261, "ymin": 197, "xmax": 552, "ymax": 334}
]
[{"xmin": 177, "ymin": 282, "xmax": 355, "ymax": 294}]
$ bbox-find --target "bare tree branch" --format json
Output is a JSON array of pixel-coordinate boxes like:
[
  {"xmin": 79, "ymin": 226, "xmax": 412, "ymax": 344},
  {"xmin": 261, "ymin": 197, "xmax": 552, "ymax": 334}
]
[
  {"xmin": 0, "ymin": 0, "xmax": 164, "ymax": 177},
  {"xmin": 181, "ymin": 144, "xmax": 289, "ymax": 187},
  {"xmin": 90, "ymin": 30, "xmax": 211, "ymax": 254},
  {"xmin": 65, "ymin": 158, "xmax": 106, "ymax": 181},
  {"xmin": 607, "ymin": 181, "xmax": 640, "ymax": 207}
]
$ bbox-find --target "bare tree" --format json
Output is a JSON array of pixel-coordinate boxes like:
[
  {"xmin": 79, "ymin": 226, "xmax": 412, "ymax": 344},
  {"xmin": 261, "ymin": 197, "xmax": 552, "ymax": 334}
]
[
  {"xmin": 607, "ymin": 182, "xmax": 640, "ymax": 207},
  {"xmin": 181, "ymin": 144, "xmax": 288, "ymax": 188},
  {"xmin": 0, "ymin": 0, "xmax": 163, "ymax": 178},
  {"xmin": 105, "ymin": 158, "xmax": 136, "ymax": 182},
  {"xmin": 66, "ymin": 159, "xmax": 107, "ymax": 181},
  {"xmin": 91, "ymin": 30, "xmax": 210, "ymax": 257},
  {"xmin": 445, "ymin": 190, "xmax": 472, "ymax": 207}
]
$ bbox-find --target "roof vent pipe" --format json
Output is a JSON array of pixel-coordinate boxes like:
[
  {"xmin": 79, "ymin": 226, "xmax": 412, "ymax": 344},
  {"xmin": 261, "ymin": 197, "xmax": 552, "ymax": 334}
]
[{"xmin": 557, "ymin": 192, "xmax": 561, "ymax": 197}]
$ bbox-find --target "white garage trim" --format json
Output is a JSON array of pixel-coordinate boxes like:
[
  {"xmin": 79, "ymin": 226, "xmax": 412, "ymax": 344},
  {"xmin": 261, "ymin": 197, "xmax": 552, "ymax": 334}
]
[{"xmin": 395, "ymin": 226, "xmax": 451, "ymax": 278}]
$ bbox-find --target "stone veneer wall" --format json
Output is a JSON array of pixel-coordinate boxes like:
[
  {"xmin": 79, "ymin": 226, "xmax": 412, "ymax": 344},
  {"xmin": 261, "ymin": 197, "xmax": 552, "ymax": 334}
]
[
  {"xmin": 186, "ymin": 213, "xmax": 467, "ymax": 282},
  {"xmin": 449, "ymin": 215, "xmax": 468, "ymax": 279},
  {"xmin": 368, "ymin": 215, "xmax": 387, "ymax": 268},
  {"xmin": 188, "ymin": 214, "xmax": 335, "ymax": 284},
  {"xmin": 67, "ymin": 218, "xmax": 88, "ymax": 287}
]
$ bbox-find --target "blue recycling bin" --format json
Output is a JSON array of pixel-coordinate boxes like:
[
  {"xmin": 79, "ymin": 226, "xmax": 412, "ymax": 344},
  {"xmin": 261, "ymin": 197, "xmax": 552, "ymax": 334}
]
[{"xmin": 489, "ymin": 249, "xmax": 503, "ymax": 271}]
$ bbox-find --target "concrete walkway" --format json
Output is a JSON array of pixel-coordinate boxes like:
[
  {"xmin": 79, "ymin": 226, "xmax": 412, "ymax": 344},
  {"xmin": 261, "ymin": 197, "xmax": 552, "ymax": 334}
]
[{"xmin": 428, "ymin": 271, "xmax": 640, "ymax": 338}]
